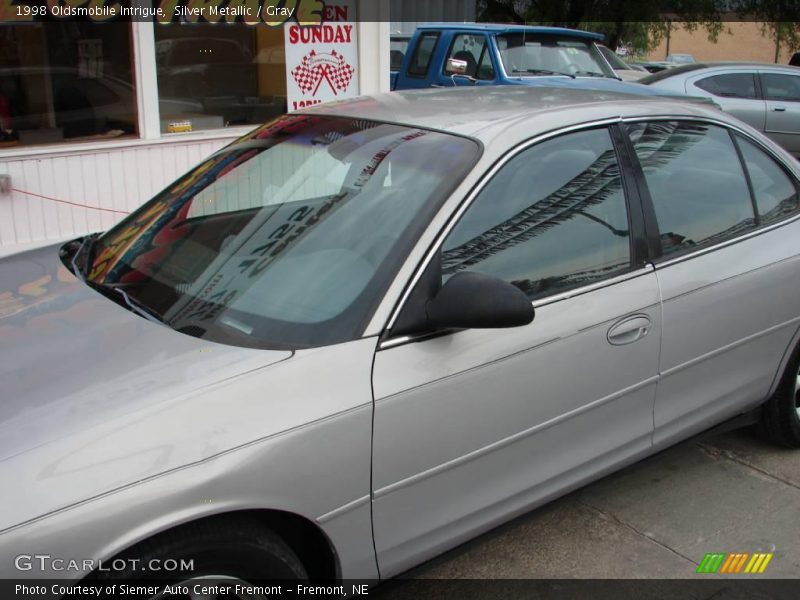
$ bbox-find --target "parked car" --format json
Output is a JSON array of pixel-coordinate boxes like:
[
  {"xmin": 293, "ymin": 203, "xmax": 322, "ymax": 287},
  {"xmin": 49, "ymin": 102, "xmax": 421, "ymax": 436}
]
[
  {"xmin": 667, "ymin": 53, "xmax": 696, "ymax": 64},
  {"xmin": 597, "ymin": 44, "xmax": 649, "ymax": 81},
  {"xmin": 3, "ymin": 87, "xmax": 800, "ymax": 591},
  {"xmin": 391, "ymin": 24, "xmax": 698, "ymax": 100},
  {"xmin": 642, "ymin": 62, "xmax": 800, "ymax": 157},
  {"xmin": 631, "ymin": 60, "xmax": 677, "ymax": 73}
]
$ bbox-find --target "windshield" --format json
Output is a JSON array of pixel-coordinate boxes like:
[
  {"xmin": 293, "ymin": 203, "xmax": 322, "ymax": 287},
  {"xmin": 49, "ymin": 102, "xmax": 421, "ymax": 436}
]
[
  {"xmin": 83, "ymin": 115, "xmax": 480, "ymax": 349},
  {"xmin": 496, "ymin": 33, "xmax": 611, "ymax": 78}
]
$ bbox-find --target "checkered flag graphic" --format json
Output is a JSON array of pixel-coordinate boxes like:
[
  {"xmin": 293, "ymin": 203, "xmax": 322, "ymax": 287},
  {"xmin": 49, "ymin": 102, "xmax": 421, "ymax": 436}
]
[
  {"xmin": 291, "ymin": 50, "xmax": 318, "ymax": 95},
  {"xmin": 291, "ymin": 49, "xmax": 355, "ymax": 96},
  {"xmin": 327, "ymin": 50, "xmax": 355, "ymax": 92}
]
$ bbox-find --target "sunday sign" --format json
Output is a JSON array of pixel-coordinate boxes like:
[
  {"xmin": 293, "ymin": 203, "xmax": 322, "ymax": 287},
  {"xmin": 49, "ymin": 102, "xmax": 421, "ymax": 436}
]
[{"xmin": 284, "ymin": 0, "xmax": 359, "ymax": 112}]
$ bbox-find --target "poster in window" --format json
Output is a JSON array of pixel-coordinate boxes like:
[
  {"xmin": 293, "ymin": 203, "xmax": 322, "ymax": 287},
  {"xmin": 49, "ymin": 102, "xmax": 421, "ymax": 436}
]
[{"xmin": 284, "ymin": 0, "xmax": 359, "ymax": 112}]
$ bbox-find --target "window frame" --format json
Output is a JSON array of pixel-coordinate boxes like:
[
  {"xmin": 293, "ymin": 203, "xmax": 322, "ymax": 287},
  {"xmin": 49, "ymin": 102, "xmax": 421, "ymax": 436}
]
[
  {"xmin": 620, "ymin": 116, "xmax": 800, "ymax": 268},
  {"xmin": 405, "ymin": 31, "xmax": 441, "ymax": 79}
]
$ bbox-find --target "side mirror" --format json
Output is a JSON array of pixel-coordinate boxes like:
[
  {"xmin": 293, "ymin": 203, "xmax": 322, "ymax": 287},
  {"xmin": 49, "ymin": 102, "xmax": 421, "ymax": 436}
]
[
  {"xmin": 445, "ymin": 57, "xmax": 468, "ymax": 75},
  {"xmin": 427, "ymin": 271, "xmax": 534, "ymax": 330}
]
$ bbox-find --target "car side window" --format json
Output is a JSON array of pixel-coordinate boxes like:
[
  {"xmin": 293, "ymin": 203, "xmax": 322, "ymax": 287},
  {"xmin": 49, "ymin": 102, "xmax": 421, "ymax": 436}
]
[
  {"xmin": 444, "ymin": 34, "xmax": 491, "ymax": 80},
  {"xmin": 735, "ymin": 134, "xmax": 800, "ymax": 225},
  {"xmin": 761, "ymin": 73, "xmax": 800, "ymax": 102},
  {"xmin": 627, "ymin": 121, "xmax": 756, "ymax": 257},
  {"xmin": 407, "ymin": 32, "xmax": 439, "ymax": 78},
  {"xmin": 695, "ymin": 73, "xmax": 758, "ymax": 99},
  {"xmin": 441, "ymin": 128, "xmax": 631, "ymax": 301}
]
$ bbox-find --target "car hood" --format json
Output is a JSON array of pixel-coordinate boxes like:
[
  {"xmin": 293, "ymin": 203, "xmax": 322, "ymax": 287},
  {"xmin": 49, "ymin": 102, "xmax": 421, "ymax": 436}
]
[{"xmin": 0, "ymin": 243, "xmax": 292, "ymax": 527}]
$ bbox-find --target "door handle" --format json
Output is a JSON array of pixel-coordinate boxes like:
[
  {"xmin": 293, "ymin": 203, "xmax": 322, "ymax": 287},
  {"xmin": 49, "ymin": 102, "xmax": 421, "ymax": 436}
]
[
  {"xmin": 771, "ymin": 106, "xmax": 787, "ymax": 112},
  {"xmin": 607, "ymin": 315, "xmax": 651, "ymax": 346}
]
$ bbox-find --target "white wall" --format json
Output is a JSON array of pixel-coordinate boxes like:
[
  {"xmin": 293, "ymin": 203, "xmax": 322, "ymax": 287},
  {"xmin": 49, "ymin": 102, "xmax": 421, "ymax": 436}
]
[
  {"xmin": 0, "ymin": 132, "xmax": 241, "ymax": 256},
  {"xmin": 0, "ymin": 15, "xmax": 389, "ymax": 256}
]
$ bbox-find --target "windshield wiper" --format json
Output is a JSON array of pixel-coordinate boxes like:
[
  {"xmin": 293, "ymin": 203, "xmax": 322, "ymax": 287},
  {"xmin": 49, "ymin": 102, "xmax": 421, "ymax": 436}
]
[
  {"xmin": 112, "ymin": 287, "xmax": 164, "ymax": 325},
  {"xmin": 573, "ymin": 70, "xmax": 607, "ymax": 77},
  {"xmin": 511, "ymin": 69, "xmax": 576, "ymax": 79},
  {"xmin": 85, "ymin": 279, "xmax": 165, "ymax": 326},
  {"xmin": 65, "ymin": 232, "xmax": 100, "ymax": 283}
]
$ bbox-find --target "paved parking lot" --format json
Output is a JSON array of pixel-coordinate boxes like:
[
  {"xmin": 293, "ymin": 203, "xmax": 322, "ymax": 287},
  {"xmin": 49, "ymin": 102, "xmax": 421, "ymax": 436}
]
[{"xmin": 384, "ymin": 427, "xmax": 800, "ymax": 582}]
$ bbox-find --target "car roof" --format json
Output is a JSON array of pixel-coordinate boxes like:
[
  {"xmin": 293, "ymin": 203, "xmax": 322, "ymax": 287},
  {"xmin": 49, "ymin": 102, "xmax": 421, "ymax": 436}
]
[
  {"xmin": 302, "ymin": 86, "xmax": 723, "ymax": 142},
  {"xmin": 415, "ymin": 23, "xmax": 604, "ymax": 41}
]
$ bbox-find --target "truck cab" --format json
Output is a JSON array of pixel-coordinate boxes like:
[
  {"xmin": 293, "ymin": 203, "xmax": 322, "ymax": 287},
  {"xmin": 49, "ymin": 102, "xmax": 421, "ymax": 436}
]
[{"xmin": 391, "ymin": 24, "xmax": 674, "ymax": 98}]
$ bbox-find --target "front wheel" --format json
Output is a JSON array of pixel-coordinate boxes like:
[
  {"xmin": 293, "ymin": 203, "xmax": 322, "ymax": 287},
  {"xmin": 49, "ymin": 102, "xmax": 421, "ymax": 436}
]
[
  {"xmin": 94, "ymin": 517, "xmax": 307, "ymax": 599},
  {"xmin": 761, "ymin": 345, "xmax": 800, "ymax": 448}
]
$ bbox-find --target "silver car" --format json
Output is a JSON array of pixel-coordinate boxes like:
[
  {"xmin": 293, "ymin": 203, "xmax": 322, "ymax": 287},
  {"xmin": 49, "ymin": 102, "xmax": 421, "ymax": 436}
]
[
  {"xmin": 3, "ymin": 87, "xmax": 800, "ymax": 594},
  {"xmin": 642, "ymin": 62, "xmax": 800, "ymax": 157}
]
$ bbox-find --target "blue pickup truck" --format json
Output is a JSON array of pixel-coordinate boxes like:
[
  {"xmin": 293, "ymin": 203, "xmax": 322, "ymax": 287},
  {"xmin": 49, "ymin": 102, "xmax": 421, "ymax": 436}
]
[{"xmin": 391, "ymin": 24, "xmax": 673, "ymax": 98}]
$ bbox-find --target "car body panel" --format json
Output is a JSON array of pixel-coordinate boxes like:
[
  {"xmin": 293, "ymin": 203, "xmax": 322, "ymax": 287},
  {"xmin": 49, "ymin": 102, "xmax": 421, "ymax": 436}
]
[
  {"xmin": 372, "ymin": 271, "xmax": 661, "ymax": 576},
  {"xmin": 0, "ymin": 246, "xmax": 378, "ymax": 579},
  {"xmin": 653, "ymin": 221, "xmax": 800, "ymax": 448}
]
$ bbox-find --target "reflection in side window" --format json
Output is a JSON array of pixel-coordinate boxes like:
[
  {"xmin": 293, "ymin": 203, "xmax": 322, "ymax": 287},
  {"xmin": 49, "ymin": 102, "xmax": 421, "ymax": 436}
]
[
  {"xmin": 628, "ymin": 121, "xmax": 756, "ymax": 256},
  {"xmin": 736, "ymin": 135, "xmax": 799, "ymax": 225},
  {"xmin": 442, "ymin": 128, "xmax": 631, "ymax": 301}
]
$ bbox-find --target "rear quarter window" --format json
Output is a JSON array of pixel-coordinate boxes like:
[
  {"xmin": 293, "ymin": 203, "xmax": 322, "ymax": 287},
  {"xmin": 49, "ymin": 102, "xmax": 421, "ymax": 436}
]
[
  {"xmin": 695, "ymin": 73, "xmax": 758, "ymax": 99},
  {"xmin": 735, "ymin": 134, "xmax": 800, "ymax": 225},
  {"xmin": 407, "ymin": 32, "xmax": 440, "ymax": 78}
]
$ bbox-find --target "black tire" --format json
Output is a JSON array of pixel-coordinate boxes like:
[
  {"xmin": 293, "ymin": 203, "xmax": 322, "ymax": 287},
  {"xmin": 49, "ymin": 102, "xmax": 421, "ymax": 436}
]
[
  {"xmin": 761, "ymin": 343, "xmax": 800, "ymax": 448},
  {"xmin": 93, "ymin": 516, "xmax": 307, "ymax": 598}
]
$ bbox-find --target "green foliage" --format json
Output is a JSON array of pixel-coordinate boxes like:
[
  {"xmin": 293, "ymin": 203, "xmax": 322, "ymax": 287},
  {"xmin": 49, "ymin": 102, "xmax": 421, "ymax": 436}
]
[{"xmin": 474, "ymin": 0, "xmax": 799, "ymax": 55}]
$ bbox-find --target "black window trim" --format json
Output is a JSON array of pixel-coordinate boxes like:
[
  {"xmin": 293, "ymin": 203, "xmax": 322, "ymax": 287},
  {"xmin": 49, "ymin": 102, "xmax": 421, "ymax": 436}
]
[
  {"xmin": 620, "ymin": 115, "xmax": 800, "ymax": 270},
  {"xmin": 380, "ymin": 118, "xmax": 652, "ymax": 348},
  {"xmin": 406, "ymin": 31, "xmax": 441, "ymax": 79}
]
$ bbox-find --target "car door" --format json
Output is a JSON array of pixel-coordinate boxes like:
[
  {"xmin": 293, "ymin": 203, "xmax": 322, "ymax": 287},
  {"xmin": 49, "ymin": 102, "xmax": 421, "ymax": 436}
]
[
  {"xmin": 439, "ymin": 33, "xmax": 497, "ymax": 86},
  {"xmin": 760, "ymin": 71, "xmax": 800, "ymax": 157},
  {"xmin": 689, "ymin": 71, "xmax": 766, "ymax": 132},
  {"xmin": 371, "ymin": 125, "xmax": 661, "ymax": 577},
  {"xmin": 623, "ymin": 119, "xmax": 800, "ymax": 448}
]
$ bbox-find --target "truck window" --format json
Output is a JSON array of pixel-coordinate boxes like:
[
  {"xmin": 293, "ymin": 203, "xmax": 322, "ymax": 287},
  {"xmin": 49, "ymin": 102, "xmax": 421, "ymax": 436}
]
[
  {"xmin": 444, "ymin": 34, "xmax": 494, "ymax": 81},
  {"xmin": 407, "ymin": 32, "xmax": 440, "ymax": 78}
]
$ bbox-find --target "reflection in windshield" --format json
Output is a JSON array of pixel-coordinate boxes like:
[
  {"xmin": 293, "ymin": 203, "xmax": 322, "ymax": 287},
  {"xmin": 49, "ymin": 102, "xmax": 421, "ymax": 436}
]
[
  {"xmin": 85, "ymin": 116, "xmax": 479, "ymax": 349},
  {"xmin": 496, "ymin": 34, "xmax": 608, "ymax": 78}
]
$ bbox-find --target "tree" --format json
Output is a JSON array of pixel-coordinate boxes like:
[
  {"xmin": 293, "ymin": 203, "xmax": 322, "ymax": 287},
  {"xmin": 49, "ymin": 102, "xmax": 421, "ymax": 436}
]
[
  {"xmin": 737, "ymin": 1, "xmax": 800, "ymax": 58},
  {"xmin": 476, "ymin": 0, "xmax": 729, "ymax": 53}
]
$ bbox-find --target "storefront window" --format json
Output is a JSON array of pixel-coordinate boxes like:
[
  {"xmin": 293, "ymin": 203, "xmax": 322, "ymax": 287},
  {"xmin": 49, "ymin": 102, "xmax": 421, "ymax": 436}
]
[
  {"xmin": 0, "ymin": 22, "xmax": 136, "ymax": 148},
  {"xmin": 155, "ymin": 24, "xmax": 287, "ymax": 134}
]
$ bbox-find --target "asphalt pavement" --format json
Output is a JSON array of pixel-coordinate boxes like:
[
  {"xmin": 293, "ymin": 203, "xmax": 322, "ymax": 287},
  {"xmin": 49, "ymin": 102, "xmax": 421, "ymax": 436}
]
[{"xmin": 377, "ymin": 426, "xmax": 800, "ymax": 594}]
